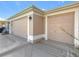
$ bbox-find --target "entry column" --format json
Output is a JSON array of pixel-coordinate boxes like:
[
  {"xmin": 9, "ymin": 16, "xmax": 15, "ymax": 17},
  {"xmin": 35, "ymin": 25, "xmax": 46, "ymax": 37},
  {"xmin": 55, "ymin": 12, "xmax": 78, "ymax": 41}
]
[
  {"xmin": 74, "ymin": 9, "xmax": 79, "ymax": 48},
  {"xmin": 27, "ymin": 14, "xmax": 33, "ymax": 43},
  {"xmin": 45, "ymin": 16, "xmax": 48, "ymax": 40},
  {"xmin": 9, "ymin": 20, "xmax": 12, "ymax": 34}
]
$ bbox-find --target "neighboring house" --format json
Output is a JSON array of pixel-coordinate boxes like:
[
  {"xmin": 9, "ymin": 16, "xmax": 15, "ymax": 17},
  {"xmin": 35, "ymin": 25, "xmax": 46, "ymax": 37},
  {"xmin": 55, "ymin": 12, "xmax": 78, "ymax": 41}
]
[
  {"xmin": 7, "ymin": 2, "xmax": 79, "ymax": 48},
  {"xmin": 0, "ymin": 18, "xmax": 8, "ymax": 27}
]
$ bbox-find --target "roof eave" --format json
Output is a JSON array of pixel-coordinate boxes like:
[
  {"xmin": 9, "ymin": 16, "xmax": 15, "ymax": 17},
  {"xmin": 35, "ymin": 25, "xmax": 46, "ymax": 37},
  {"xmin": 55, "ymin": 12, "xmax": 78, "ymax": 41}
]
[
  {"xmin": 7, "ymin": 5, "xmax": 45, "ymax": 20},
  {"xmin": 46, "ymin": 2, "xmax": 79, "ymax": 14}
]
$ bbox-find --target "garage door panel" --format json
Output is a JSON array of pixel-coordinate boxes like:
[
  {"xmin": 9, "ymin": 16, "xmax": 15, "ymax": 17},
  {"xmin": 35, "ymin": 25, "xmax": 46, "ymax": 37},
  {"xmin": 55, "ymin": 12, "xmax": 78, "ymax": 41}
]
[
  {"xmin": 12, "ymin": 17, "xmax": 27, "ymax": 38},
  {"xmin": 48, "ymin": 12, "xmax": 74, "ymax": 45}
]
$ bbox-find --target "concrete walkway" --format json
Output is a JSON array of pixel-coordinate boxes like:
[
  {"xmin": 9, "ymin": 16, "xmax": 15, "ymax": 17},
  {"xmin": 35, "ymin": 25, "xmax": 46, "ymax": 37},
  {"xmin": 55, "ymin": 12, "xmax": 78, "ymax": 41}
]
[{"xmin": 0, "ymin": 34, "xmax": 79, "ymax": 57}]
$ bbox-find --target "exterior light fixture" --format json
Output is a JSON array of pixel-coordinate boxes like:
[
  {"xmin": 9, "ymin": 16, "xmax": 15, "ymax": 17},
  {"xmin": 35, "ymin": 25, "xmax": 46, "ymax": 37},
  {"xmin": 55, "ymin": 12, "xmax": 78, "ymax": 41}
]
[{"xmin": 29, "ymin": 16, "xmax": 32, "ymax": 20}]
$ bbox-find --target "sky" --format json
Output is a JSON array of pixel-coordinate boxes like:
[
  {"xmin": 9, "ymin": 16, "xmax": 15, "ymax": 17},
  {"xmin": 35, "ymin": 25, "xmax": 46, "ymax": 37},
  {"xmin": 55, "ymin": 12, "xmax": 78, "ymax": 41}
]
[{"xmin": 0, "ymin": 1, "xmax": 74, "ymax": 19}]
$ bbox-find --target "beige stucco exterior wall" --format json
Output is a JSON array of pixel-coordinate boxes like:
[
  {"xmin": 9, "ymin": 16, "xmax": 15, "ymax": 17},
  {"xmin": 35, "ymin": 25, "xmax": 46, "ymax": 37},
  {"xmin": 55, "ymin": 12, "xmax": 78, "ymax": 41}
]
[
  {"xmin": 47, "ymin": 12, "xmax": 74, "ymax": 45},
  {"xmin": 33, "ymin": 14, "xmax": 45, "ymax": 35},
  {"xmin": 11, "ymin": 16, "xmax": 27, "ymax": 38}
]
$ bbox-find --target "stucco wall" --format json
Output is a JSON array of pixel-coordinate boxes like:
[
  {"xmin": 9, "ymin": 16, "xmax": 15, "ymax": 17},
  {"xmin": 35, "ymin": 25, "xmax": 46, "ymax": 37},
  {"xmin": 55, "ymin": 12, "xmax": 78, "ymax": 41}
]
[
  {"xmin": 11, "ymin": 16, "xmax": 27, "ymax": 38},
  {"xmin": 47, "ymin": 12, "xmax": 74, "ymax": 45},
  {"xmin": 33, "ymin": 14, "xmax": 45, "ymax": 35}
]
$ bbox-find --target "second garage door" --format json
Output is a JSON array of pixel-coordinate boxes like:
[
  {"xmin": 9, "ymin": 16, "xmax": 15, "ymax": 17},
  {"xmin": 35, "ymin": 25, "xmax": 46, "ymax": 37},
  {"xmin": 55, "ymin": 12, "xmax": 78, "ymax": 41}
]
[
  {"xmin": 47, "ymin": 12, "xmax": 74, "ymax": 45},
  {"xmin": 12, "ymin": 17, "xmax": 27, "ymax": 38}
]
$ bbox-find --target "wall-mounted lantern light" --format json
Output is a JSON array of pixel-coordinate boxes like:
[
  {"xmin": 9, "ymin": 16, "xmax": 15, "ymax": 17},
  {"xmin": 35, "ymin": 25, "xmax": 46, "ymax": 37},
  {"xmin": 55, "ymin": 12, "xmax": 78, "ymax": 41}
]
[
  {"xmin": 8, "ymin": 22, "xmax": 10, "ymax": 24},
  {"xmin": 29, "ymin": 16, "xmax": 32, "ymax": 20}
]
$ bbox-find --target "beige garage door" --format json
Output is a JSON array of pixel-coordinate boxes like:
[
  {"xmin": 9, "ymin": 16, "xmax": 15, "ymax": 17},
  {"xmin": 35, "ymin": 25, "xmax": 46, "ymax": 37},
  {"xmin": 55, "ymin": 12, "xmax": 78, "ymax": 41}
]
[
  {"xmin": 48, "ymin": 12, "xmax": 74, "ymax": 45},
  {"xmin": 12, "ymin": 17, "xmax": 27, "ymax": 38}
]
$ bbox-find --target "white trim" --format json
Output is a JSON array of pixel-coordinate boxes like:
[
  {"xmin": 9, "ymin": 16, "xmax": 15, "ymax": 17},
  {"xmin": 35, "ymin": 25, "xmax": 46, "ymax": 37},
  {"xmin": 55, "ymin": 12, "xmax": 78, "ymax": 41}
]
[
  {"xmin": 27, "ymin": 16, "xmax": 30, "ymax": 42},
  {"xmin": 9, "ymin": 21, "xmax": 12, "ymax": 34},
  {"xmin": 32, "ymin": 13, "xmax": 34, "ymax": 43},
  {"xmin": 27, "ymin": 13, "xmax": 34, "ymax": 43},
  {"xmin": 74, "ymin": 9, "xmax": 79, "ymax": 48},
  {"xmin": 45, "ymin": 16, "xmax": 48, "ymax": 40},
  {"xmin": 10, "ymin": 11, "xmax": 43, "ymax": 21},
  {"xmin": 34, "ymin": 34, "xmax": 45, "ymax": 40},
  {"xmin": 33, "ymin": 12, "xmax": 44, "ymax": 17},
  {"xmin": 29, "ymin": 34, "xmax": 45, "ymax": 41},
  {"xmin": 46, "ymin": 8, "xmax": 79, "ymax": 17},
  {"xmin": 0, "ymin": 20, "xmax": 8, "ymax": 22},
  {"xmin": 10, "ymin": 11, "xmax": 33, "ymax": 21},
  {"xmin": 29, "ymin": 13, "xmax": 34, "ymax": 43}
]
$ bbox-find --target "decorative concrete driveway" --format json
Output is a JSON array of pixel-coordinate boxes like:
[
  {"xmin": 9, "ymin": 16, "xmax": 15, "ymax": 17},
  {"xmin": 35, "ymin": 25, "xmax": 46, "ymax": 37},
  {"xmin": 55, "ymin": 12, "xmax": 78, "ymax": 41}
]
[{"xmin": 0, "ymin": 34, "xmax": 79, "ymax": 57}]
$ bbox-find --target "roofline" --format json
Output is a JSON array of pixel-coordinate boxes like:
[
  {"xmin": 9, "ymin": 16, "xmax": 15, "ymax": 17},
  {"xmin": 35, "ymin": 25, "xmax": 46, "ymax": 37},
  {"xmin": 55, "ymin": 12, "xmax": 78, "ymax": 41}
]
[
  {"xmin": 7, "ymin": 5, "xmax": 45, "ymax": 20},
  {"xmin": 46, "ymin": 2, "xmax": 79, "ymax": 14},
  {"xmin": 7, "ymin": 2, "xmax": 79, "ymax": 20},
  {"xmin": 0, "ymin": 20, "xmax": 8, "ymax": 22}
]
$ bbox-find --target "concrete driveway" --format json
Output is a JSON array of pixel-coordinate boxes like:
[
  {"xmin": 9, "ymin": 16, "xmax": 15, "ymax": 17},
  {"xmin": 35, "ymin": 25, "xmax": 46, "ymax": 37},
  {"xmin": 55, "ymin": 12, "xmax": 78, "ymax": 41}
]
[{"xmin": 0, "ymin": 34, "xmax": 79, "ymax": 57}]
